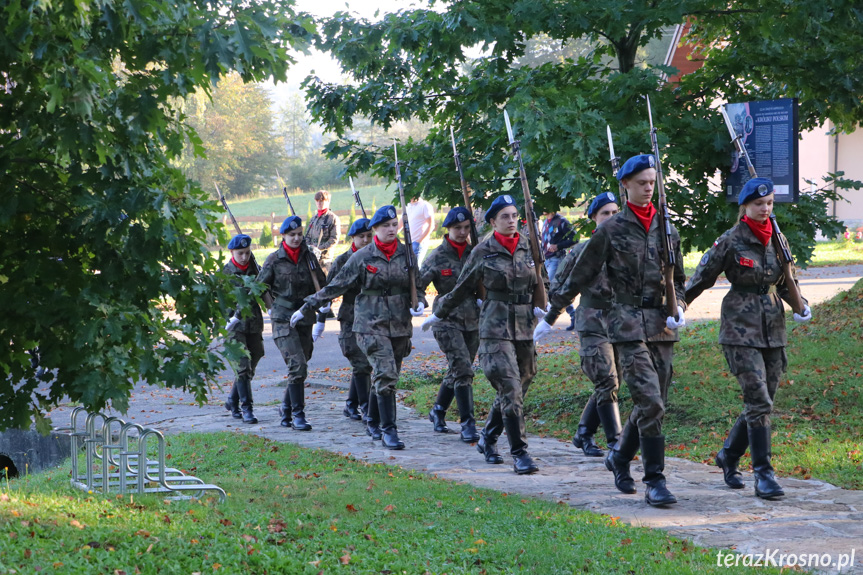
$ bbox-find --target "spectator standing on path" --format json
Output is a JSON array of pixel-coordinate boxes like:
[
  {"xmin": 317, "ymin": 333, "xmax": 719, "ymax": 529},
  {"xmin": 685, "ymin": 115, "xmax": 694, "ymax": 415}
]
[
  {"xmin": 305, "ymin": 190, "xmax": 341, "ymax": 273},
  {"xmin": 541, "ymin": 210, "xmax": 577, "ymax": 330},
  {"xmin": 405, "ymin": 195, "xmax": 435, "ymax": 266},
  {"xmin": 222, "ymin": 234, "xmax": 264, "ymax": 425},
  {"xmin": 258, "ymin": 216, "xmax": 327, "ymax": 431},
  {"xmin": 685, "ymin": 177, "xmax": 811, "ymax": 500},
  {"xmin": 418, "ymin": 207, "xmax": 481, "ymax": 442}
]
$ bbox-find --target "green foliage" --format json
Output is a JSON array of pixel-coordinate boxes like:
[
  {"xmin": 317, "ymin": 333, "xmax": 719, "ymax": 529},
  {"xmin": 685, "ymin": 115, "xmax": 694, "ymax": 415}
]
[
  {"xmin": 0, "ymin": 0, "xmax": 313, "ymax": 430},
  {"xmin": 258, "ymin": 224, "xmax": 273, "ymax": 248},
  {"xmin": 304, "ymin": 0, "xmax": 863, "ymax": 264}
]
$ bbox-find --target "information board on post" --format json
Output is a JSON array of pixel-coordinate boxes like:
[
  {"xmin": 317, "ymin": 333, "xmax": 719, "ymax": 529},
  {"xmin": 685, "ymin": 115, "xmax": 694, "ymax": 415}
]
[{"xmin": 724, "ymin": 98, "xmax": 799, "ymax": 203}]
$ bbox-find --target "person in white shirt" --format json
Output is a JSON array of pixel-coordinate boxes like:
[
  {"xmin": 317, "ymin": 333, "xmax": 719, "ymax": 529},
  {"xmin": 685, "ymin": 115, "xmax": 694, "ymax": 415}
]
[{"xmin": 405, "ymin": 195, "xmax": 435, "ymax": 265}]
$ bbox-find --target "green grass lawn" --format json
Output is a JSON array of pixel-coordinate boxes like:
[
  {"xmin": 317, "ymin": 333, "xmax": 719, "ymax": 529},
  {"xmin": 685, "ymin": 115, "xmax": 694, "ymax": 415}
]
[
  {"xmin": 0, "ymin": 434, "xmax": 777, "ymax": 574},
  {"xmin": 681, "ymin": 240, "xmax": 863, "ymax": 276},
  {"xmin": 406, "ymin": 279, "xmax": 863, "ymax": 490},
  {"xmin": 228, "ymin": 184, "xmax": 395, "ymax": 219}
]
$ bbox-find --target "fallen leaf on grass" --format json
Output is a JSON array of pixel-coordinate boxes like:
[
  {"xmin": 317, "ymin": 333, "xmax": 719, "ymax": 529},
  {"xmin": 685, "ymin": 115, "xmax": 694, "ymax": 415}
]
[
  {"xmin": 620, "ymin": 538, "xmax": 632, "ymax": 546},
  {"xmin": 384, "ymin": 504, "xmax": 395, "ymax": 512},
  {"xmin": 346, "ymin": 504, "xmax": 358, "ymax": 512},
  {"xmin": 340, "ymin": 554, "xmax": 351, "ymax": 565},
  {"xmin": 70, "ymin": 519, "xmax": 85, "ymax": 529}
]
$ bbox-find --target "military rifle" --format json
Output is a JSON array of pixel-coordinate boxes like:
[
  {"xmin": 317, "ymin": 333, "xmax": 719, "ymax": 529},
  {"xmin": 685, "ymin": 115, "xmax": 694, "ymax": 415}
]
[
  {"xmin": 349, "ymin": 176, "xmax": 368, "ymax": 219},
  {"xmin": 606, "ymin": 125, "xmax": 628, "ymax": 204},
  {"xmin": 280, "ymin": 185, "xmax": 322, "ymax": 292},
  {"xmin": 215, "ymin": 183, "xmax": 274, "ymax": 308},
  {"xmin": 645, "ymin": 96, "xmax": 680, "ymax": 321},
  {"xmin": 503, "ymin": 110, "xmax": 548, "ymax": 309},
  {"xmin": 720, "ymin": 105, "xmax": 806, "ymax": 314},
  {"xmin": 393, "ymin": 140, "xmax": 420, "ymax": 310},
  {"xmin": 449, "ymin": 126, "xmax": 486, "ymax": 300}
]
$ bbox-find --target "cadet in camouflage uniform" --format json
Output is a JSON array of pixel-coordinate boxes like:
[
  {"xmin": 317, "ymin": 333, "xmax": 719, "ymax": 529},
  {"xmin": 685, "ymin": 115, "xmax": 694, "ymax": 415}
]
[
  {"xmin": 223, "ymin": 234, "xmax": 264, "ymax": 424},
  {"xmin": 419, "ymin": 207, "xmax": 481, "ymax": 442},
  {"xmin": 686, "ymin": 178, "xmax": 811, "ymax": 499},
  {"xmin": 257, "ymin": 216, "xmax": 327, "ymax": 431},
  {"xmin": 295, "ymin": 205, "xmax": 427, "ymax": 450},
  {"xmin": 329, "ymin": 218, "xmax": 374, "ymax": 421},
  {"xmin": 305, "ymin": 190, "xmax": 341, "ymax": 272},
  {"xmin": 535, "ymin": 155, "xmax": 686, "ymax": 506},
  {"xmin": 423, "ymin": 195, "xmax": 545, "ymax": 475},
  {"xmin": 545, "ymin": 193, "xmax": 623, "ymax": 457}
]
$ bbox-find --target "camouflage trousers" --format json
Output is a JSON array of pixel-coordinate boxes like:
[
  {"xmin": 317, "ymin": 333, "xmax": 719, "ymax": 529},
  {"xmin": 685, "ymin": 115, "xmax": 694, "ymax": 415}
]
[
  {"xmin": 478, "ymin": 338, "xmax": 537, "ymax": 421},
  {"xmin": 616, "ymin": 341, "xmax": 673, "ymax": 438},
  {"xmin": 433, "ymin": 327, "xmax": 479, "ymax": 389},
  {"xmin": 578, "ymin": 333, "xmax": 620, "ymax": 407},
  {"xmin": 356, "ymin": 334, "xmax": 412, "ymax": 396},
  {"xmin": 273, "ymin": 321, "xmax": 314, "ymax": 388},
  {"xmin": 229, "ymin": 330, "xmax": 265, "ymax": 382},
  {"xmin": 339, "ymin": 330, "xmax": 372, "ymax": 376},
  {"xmin": 722, "ymin": 345, "xmax": 787, "ymax": 429}
]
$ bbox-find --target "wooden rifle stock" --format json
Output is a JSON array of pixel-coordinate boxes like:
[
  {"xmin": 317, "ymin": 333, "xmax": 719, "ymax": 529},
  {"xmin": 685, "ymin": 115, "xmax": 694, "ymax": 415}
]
[{"xmin": 449, "ymin": 127, "xmax": 486, "ymax": 300}]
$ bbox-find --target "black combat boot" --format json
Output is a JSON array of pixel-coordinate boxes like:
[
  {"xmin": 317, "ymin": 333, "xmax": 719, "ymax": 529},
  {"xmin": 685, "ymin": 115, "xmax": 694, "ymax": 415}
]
[
  {"xmin": 428, "ymin": 382, "xmax": 455, "ymax": 433},
  {"xmin": 365, "ymin": 391, "xmax": 382, "ymax": 440},
  {"xmin": 378, "ymin": 393, "xmax": 405, "ymax": 450},
  {"xmin": 565, "ymin": 306, "xmax": 577, "ymax": 331},
  {"xmin": 343, "ymin": 375, "xmax": 363, "ymax": 420},
  {"xmin": 477, "ymin": 406, "xmax": 504, "ymax": 464},
  {"xmin": 604, "ymin": 420, "xmax": 639, "ymax": 494},
  {"xmin": 236, "ymin": 376, "xmax": 258, "ymax": 424},
  {"xmin": 454, "ymin": 386, "xmax": 480, "ymax": 443},
  {"xmin": 715, "ymin": 415, "xmax": 748, "ymax": 489},
  {"xmin": 748, "ymin": 426, "xmax": 785, "ymax": 499},
  {"xmin": 224, "ymin": 384, "xmax": 242, "ymax": 419},
  {"xmin": 503, "ymin": 413, "xmax": 538, "ymax": 475},
  {"xmin": 355, "ymin": 373, "xmax": 371, "ymax": 421},
  {"xmin": 596, "ymin": 401, "xmax": 623, "ymax": 451},
  {"xmin": 641, "ymin": 435, "xmax": 677, "ymax": 506},
  {"xmin": 287, "ymin": 383, "xmax": 312, "ymax": 431},
  {"xmin": 278, "ymin": 387, "xmax": 292, "ymax": 427},
  {"xmin": 573, "ymin": 395, "xmax": 603, "ymax": 456}
]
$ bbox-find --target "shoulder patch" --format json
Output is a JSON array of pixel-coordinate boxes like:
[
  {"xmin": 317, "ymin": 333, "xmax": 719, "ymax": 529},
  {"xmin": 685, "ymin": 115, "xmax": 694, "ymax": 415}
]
[{"xmin": 699, "ymin": 253, "xmax": 710, "ymax": 266}]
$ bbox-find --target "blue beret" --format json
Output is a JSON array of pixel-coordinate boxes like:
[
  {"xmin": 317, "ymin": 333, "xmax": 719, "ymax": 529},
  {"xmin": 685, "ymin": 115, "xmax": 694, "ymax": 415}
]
[
  {"xmin": 484, "ymin": 194, "xmax": 517, "ymax": 223},
  {"xmin": 369, "ymin": 205, "xmax": 398, "ymax": 228},
  {"xmin": 442, "ymin": 207, "xmax": 473, "ymax": 228},
  {"xmin": 279, "ymin": 216, "xmax": 302, "ymax": 234},
  {"xmin": 587, "ymin": 192, "xmax": 619, "ymax": 219},
  {"xmin": 227, "ymin": 234, "xmax": 252, "ymax": 250},
  {"xmin": 348, "ymin": 218, "xmax": 372, "ymax": 236},
  {"xmin": 617, "ymin": 154, "xmax": 656, "ymax": 181},
  {"xmin": 738, "ymin": 177, "xmax": 774, "ymax": 205}
]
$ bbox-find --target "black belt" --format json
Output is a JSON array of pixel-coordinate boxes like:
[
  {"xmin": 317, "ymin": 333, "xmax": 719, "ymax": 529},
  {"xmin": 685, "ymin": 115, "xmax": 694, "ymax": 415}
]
[
  {"xmin": 614, "ymin": 293, "xmax": 665, "ymax": 309},
  {"xmin": 485, "ymin": 290, "xmax": 531, "ymax": 304},
  {"xmin": 731, "ymin": 284, "xmax": 777, "ymax": 295},
  {"xmin": 361, "ymin": 287, "xmax": 408, "ymax": 297},
  {"xmin": 274, "ymin": 296, "xmax": 304, "ymax": 310},
  {"xmin": 579, "ymin": 296, "xmax": 612, "ymax": 310}
]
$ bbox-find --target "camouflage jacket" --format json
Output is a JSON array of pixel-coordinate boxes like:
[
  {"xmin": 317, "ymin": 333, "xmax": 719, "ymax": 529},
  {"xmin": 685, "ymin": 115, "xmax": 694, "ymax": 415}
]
[
  {"xmin": 436, "ymin": 234, "xmax": 538, "ymax": 341},
  {"xmin": 328, "ymin": 246, "xmax": 360, "ymax": 338},
  {"xmin": 418, "ymin": 236, "xmax": 479, "ymax": 333},
  {"xmin": 257, "ymin": 243, "xmax": 327, "ymax": 327},
  {"xmin": 223, "ymin": 259, "xmax": 264, "ymax": 334},
  {"xmin": 549, "ymin": 238, "xmax": 613, "ymax": 338},
  {"xmin": 685, "ymin": 222, "xmax": 803, "ymax": 348},
  {"xmin": 302, "ymin": 240, "xmax": 427, "ymax": 338},
  {"xmin": 547, "ymin": 204, "xmax": 686, "ymax": 344},
  {"xmin": 304, "ymin": 209, "xmax": 341, "ymax": 264}
]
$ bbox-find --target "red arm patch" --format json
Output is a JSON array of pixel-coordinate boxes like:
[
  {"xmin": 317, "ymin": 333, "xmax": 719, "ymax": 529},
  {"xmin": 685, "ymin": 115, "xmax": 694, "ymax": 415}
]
[
  {"xmin": 739, "ymin": 257, "xmax": 754, "ymax": 268},
  {"xmin": 441, "ymin": 269, "xmax": 453, "ymax": 276},
  {"xmin": 366, "ymin": 264, "xmax": 378, "ymax": 273}
]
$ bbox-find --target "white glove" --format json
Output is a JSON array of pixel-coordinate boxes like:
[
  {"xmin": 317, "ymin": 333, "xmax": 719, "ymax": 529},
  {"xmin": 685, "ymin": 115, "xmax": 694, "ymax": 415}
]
[
  {"xmin": 290, "ymin": 309, "xmax": 305, "ymax": 327},
  {"xmin": 476, "ymin": 299, "xmax": 483, "ymax": 307},
  {"xmin": 421, "ymin": 313, "xmax": 442, "ymax": 331},
  {"xmin": 225, "ymin": 316, "xmax": 241, "ymax": 331},
  {"xmin": 793, "ymin": 305, "xmax": 812, "ymax": 323},
  {"xmin": 546, "ymin": 302, "xmax": 552, "ymax": 312},
  {"xmin": 312, "ymin": 321, "xmax": 326, "ymax": 341},
  {"xmin": 410, "ymin": 302, "xmax": 425, "ymax": 317},
  {"xmin": 318, "ymin": 303, "xmax": 332, "ymax": 314},
  {"xmin": 310, "ymin": 246, "xmax": 322, "ymax": 259},
  {"xmin": 533, "ymin": 320, "xmax": 553, "ymax": 342},
  {"xmin": 533, "ymin": 307, "xmax": 546, "ymax": 319},
  {"xmin": 666, "ymin": 306, "xmax": 686, "ymax": 330}
]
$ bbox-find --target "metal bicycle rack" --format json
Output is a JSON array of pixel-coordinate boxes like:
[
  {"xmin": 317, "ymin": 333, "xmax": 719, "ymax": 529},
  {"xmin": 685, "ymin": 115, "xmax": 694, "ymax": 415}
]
[{"xmin": 53, "ymin": 407, "xmax": 225, "ymax": 502}]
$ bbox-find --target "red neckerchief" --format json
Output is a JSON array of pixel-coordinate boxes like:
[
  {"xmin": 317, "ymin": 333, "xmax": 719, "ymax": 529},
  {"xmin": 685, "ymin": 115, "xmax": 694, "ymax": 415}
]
[
  {"xmin": 316, "ymin": 209, "xmax": 327, "ymax": 218},
  {"xmin": 281, "ymin": 240, "xmax": 301, "ymax": 264},
  {"xmin": 494, "ymin": 231, "xmax": 519, "ymax": 255},
  {"xmin": 627, "ymin": 201, "xmax": 657, "ymax": 233},
  {"xmin": 231, "ymin": 257, "xmax": 250, "ymax": 272},
  {"xmin": 742, "ymin": 215, "xmax": 773, "ymax": 246},
  {"xmin": 374, "ymin": 236, "xmax": 398, "ymax": 261},
  {"xmin": 351, "ymin": 243, "xmax": 359, "ymax": 253},
  {"xmin": 446, "ymin": 235, "xmax": 468, "ymax": 260}
]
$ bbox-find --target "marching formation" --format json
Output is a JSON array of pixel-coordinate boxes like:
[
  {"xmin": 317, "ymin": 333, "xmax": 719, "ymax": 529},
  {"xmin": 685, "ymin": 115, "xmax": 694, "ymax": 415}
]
[{"xmin": 220, "ymin": 107, "xmax": 811, "ymax": 508}]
